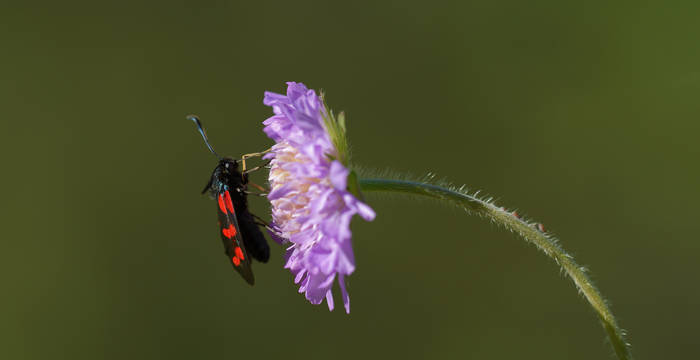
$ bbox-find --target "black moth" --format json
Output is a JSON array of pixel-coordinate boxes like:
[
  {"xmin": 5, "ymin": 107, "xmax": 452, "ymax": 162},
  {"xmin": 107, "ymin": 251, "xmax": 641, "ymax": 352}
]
[{"xmin": 189, "ymin": 115, "xmax": 270, "ymax": 285}]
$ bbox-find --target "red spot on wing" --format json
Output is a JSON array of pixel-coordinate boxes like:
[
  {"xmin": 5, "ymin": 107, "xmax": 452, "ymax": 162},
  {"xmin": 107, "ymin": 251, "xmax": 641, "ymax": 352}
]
[
  {"xmin": 218, "ymin": 194, "xmax": 227, "ymax": 213},
  {"xmin": 235, "ymin": 246, "xmax": 244, "ymax": 260},
  {"xmin": 224, "ymin": 190, "xmax": 235, "ymax": 214},
  {"xmin": 222, "ymin": 224, "xmax": 237, "ymax": 239},
  {"xmin": 232, "ymin": 256, "xmax": 241, "ymax": 266}
]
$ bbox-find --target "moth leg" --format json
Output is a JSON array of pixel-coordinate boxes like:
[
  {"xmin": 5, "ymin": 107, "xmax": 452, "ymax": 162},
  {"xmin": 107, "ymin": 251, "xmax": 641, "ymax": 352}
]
[
  {"xmin": 249, "ymin": 212, "xmax": 276, "ymax": 233},
  {"xmin": 240, "ymin": 148, "xmax": 272, "ymax": 173},
  {"xmin": 248, "ymin": 181, "xmax": 268, "ymax": 192},
  {"xmin": 244, "ymin": 191, "xmax": 268, "ymax": 197},
  {"xmin": 241, "ymin": 148, "xmax": 272, "ymax": 160},
  {"xmin": 250, "ymin": 213, "xmax": 270, "ymax": 227},
  {"xmin": 242, "ymin": 159, "xmax": 271, "ymax": 175},
  {"xmin": 255, "ymin": 221, "xmax": 280, "ymax": 237}
]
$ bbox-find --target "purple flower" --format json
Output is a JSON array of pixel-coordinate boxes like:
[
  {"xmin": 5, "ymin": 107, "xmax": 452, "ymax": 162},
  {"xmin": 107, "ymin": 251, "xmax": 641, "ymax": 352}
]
[{"xmin": 263, "ymin": 82, "xmax": 375, "ymax": 313}]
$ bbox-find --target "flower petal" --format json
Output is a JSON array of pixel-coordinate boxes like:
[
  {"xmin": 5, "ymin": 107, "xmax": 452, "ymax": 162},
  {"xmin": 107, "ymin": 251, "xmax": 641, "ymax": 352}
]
[
  {"xmin": 329, "ymin": 160, "xmax": 349, "ymax": 190},
  {"xmin": 339, "ymin": 274, "xmax": 350, "ymax": 314}
]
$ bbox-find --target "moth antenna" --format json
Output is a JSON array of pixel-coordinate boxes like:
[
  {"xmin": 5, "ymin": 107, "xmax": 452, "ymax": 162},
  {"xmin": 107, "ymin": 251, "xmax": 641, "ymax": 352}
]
[{"xmin": 188, "ymin": 115, "xmax": 222, "ymax": 160}]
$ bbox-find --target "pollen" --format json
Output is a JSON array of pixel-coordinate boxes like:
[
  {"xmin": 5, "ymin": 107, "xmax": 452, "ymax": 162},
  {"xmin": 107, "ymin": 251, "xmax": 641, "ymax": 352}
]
[{"xmin": 232, "ymin": 256, "xmax": 241, "ymax": 266}]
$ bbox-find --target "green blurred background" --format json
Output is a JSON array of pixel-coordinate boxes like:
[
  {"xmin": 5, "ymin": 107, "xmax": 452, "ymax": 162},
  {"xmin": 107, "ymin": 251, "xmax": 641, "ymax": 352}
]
[{"xmin": 2, "ymin": 1, "xmax": 698, "ymax": 359}]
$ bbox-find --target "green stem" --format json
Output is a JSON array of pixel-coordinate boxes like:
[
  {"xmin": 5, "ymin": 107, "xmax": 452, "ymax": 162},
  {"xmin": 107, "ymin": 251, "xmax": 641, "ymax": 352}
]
[{"xmin": 359, "ymin": 178, "xmax": 631, "ymax": 360}]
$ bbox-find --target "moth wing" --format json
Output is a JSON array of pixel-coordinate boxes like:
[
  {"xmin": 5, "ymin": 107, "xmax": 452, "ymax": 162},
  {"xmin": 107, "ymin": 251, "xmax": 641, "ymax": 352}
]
[{"xmin": 216, "ymin": 189, "xmax": 255, "ymax": 285}]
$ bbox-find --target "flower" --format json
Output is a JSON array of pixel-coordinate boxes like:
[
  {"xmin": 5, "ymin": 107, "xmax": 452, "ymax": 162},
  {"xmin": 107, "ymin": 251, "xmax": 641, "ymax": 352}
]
[{"xmin": 263, "ymin": 82, "xmax": 375, "ymax": 313}]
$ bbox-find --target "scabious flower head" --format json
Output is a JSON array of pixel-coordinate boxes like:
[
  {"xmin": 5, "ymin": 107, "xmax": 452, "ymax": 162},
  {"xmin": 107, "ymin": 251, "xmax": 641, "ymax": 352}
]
[{"xmin": 263, "ymin": 82, "xmax": 375, "ymax": 313}]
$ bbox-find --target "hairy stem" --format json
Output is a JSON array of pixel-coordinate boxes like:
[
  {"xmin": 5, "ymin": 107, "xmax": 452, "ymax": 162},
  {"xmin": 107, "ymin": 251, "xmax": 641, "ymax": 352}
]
[{"xmin": 359, "ymin": 178, "xmax": 631, "ymax": 360}]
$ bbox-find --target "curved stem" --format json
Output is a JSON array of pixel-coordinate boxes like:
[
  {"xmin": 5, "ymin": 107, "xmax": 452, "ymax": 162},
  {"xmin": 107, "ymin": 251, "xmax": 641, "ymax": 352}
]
[{"xmin": 359, "ymin": 178, "xmax": 631, "ymax": 360}]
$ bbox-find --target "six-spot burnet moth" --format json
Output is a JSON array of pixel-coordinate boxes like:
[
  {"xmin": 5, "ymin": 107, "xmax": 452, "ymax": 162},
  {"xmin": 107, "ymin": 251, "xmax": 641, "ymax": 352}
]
[{"xmin": 188, "ymin": 115, "xmax": 270, "ymax": 285}]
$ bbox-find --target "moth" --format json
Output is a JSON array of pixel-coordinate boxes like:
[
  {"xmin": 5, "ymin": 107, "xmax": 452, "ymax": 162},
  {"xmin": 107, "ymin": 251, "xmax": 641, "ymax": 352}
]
[{"xmin": 189, "ymin": 115, "xmax": 270, "ymax": 285}]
